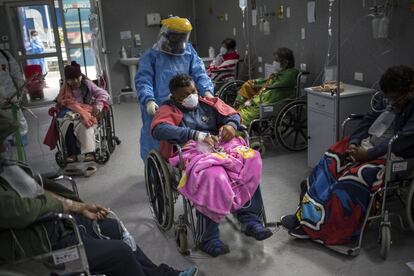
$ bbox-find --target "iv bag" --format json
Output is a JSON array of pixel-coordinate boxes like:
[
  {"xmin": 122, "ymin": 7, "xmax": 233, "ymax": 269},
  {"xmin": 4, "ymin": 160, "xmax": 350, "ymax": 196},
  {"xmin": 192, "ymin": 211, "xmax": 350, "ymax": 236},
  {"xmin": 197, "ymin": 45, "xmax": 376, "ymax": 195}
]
[
  {"xmin": 378, "ymin": 16, "xmax": 389, "ymax": 39},
  {"xmin": 263, "ymin": 20, "xmax": 270, "ymax": 35},
  {"xmin": 372, "ymin": 16, "xmax": 380, "ymax": 39},
  {"xmin": 239, "ymin": 0, "xmax": 247, "ymax": 11}
]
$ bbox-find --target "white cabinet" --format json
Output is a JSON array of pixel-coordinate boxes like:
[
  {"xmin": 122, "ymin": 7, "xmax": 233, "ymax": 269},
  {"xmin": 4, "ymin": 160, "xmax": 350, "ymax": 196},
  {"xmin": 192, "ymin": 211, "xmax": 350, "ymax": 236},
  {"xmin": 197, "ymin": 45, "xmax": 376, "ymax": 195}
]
[{"xmin": 306, "ymin": 84, "xmax": 375, "ymax": 167}]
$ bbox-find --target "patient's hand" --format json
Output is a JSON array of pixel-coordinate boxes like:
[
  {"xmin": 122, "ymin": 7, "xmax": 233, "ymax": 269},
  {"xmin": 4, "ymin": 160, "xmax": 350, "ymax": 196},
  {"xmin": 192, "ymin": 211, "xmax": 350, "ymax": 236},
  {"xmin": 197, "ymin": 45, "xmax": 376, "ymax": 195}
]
[
  {"xmin": 219, "ymin": 125, "xmax": 236, "ymax": 141},
  {"xmin": 347, "ymin": 146, "xmax": 370, "ymax": 162},
  {"xmin": 204, "ymin": 135, "xmax": 219, "ymax": 147},
  {"xmin": 80, "ymin": 203, "xmax": 109, "ymax": 220}
]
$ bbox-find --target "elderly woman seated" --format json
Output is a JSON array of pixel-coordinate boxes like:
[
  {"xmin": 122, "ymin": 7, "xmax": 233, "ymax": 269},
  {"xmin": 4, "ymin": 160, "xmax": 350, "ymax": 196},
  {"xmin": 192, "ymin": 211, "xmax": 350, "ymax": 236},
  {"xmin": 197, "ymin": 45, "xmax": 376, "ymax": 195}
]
[
  {"xmin": 0, "ymin": 111, "xmax": 197, "ymax": 276},
  {"xmin": 235, "ymin": 47, "xmax": 299, "ymax": 125},
  {"xmin": 151, "ymin": 74, "xmax": 273, "ymax": 257},
  {"xmin": 57, "ymin": 61, "xmax": 110, "ymax": 162},
  {"xmin": 280, "ymin": 65, "xmax": 414, "ymax": 245}
]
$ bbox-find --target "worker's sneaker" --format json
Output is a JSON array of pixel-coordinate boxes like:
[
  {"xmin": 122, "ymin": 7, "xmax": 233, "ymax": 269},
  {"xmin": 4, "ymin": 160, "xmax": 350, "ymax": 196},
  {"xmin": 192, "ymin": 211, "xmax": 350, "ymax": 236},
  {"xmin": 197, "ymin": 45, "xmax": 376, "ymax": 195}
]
[
  {"xmin": 242, "ymin": 221, "xmax": 273, "ymax": 241},
  {"xmin": 280, "ymin": 214, "xmax": 300, "ymax": 231},
  {"xmin": 288, "ymin": 226, "xmax": 310, "ymax": 240},
  {"xmin": 179, "ymin": 266, "xmax": 198, "ymax": 276},
  {"xmin": 200, "ymin": 239, "xmax": 230, "ymax": 257}
]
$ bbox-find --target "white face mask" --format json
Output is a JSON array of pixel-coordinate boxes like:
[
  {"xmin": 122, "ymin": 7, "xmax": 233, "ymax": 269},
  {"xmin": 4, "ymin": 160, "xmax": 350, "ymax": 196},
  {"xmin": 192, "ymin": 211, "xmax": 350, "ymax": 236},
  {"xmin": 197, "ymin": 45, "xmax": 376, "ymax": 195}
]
[
  {"xmin": 219, "ymin": 46, "xmax": 227, "ymax": 55},
  {"xmin": 273, "ymin": 61, "xmax": 281, "ymax": 72},
  {"xmin": 181, "ymin": 93, "xmax": 199, "ymax": 109}
]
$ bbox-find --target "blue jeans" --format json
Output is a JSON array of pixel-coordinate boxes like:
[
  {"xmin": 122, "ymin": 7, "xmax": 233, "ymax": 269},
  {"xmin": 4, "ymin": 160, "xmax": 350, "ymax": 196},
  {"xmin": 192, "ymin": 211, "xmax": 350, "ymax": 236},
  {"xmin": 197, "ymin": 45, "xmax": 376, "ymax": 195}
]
[{"xmin": 196, "ymin": 187, "xmax": 264, "ymax": 243}]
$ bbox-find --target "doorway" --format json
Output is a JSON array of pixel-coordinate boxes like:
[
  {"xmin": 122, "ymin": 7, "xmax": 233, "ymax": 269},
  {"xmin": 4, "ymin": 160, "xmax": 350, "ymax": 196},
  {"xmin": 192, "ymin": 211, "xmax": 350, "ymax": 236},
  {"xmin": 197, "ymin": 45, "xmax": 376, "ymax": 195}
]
[
  {"xmin": 5, "ymin": 0, "xmax": 105, "ymax": 106},
  {"xmin": 6, "ymin": 0, "xmax": 64, "ymax": 105}
]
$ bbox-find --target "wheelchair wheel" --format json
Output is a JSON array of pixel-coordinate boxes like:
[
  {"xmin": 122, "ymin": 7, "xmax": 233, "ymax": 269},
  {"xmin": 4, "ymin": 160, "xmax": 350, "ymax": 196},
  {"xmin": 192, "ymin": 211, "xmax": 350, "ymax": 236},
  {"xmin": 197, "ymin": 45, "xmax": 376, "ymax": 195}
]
[
  {"xmin": 217, "ymin": 80, "xmax": 244, "ymax": 107},
  {"xmin": 55, "ymin": 151, "xmax": 67, "ymax": 168},
  {"xmin": 379, "ymin": 224, "xmax": 391, "ymax": 260},
  {"xmin": 145, "ymin": 150, "xmax": 174, "ymax": 231},
  {"xmin": 95, "ymin": 149, "xmax": 110, "ymax": 164},
  {"xmin": 176, "ymin": 224, "xmax": 189, "ymax": 255},
  {"xmin": 274, "ymin": 100, "xmax": 308, "ymax": 151},
  {"xmin": 103, "ymin": 110, "xmax": 116, "ymax": 154},
  {"xmin": 406, "ymin": 180, "xmax": 414, "ymax": 231}
]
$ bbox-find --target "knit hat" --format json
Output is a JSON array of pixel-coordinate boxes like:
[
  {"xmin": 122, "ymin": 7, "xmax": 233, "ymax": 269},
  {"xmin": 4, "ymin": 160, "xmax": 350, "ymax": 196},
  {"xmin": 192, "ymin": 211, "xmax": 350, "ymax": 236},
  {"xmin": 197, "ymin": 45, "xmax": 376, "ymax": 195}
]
[{"xmin": 64, "ymin": 61, "xmax": 82, "ymax": 79}]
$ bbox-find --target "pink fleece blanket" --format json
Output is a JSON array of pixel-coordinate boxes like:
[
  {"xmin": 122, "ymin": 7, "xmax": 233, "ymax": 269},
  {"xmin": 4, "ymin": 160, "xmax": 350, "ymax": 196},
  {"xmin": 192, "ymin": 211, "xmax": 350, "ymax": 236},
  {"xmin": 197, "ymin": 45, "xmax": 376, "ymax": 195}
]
[{"xmin": 169, "ymin": 137, "xmax": 261, "ymax": 222}]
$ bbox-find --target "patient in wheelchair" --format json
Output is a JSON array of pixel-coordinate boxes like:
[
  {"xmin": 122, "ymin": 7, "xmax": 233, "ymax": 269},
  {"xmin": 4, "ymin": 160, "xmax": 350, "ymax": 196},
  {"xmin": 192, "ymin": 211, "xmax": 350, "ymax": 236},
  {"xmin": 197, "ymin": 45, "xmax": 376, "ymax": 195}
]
[
  {"xmin": 152, "ymin": 74, "xmax": 273, "ymax": 257},
  {"xmin": 0, "ymin": 112, "xmax": 197, "ymax": 276},
  {"xmin": 57, "ymin": 61, "xmax": 110, "ymax": 162},
  {"xmin": 235, "ymin": 47, "xmax": 299, "ymax": 125},
  {"xmin": 206, "ymin": 38, "xmax": 240, "ymax": 82},
  {"xmin": 280, "ymin": 65, "xmax": 414, "ymax": 245}
]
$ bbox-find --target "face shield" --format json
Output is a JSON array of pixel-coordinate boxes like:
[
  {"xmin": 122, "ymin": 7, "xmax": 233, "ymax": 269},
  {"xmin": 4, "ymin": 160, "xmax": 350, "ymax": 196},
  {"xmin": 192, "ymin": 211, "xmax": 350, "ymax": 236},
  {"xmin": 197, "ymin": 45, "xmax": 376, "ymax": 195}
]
[{"xmin": 154, "ymin": 26, "xmax": 190, "ymax": 56}]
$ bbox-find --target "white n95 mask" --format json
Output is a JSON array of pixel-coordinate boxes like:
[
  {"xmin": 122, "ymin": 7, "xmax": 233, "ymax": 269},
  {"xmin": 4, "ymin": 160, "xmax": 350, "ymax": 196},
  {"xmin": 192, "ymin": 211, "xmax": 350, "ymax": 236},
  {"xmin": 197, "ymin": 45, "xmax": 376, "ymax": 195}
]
[
  {"xmin": 219, "ymin": 47, "xmax": 227, "ymax": 55},
  {"xmin": 273, "ymin": 61, "xmax": 281, "ymax": 72},
  {"xmin": 182, "ymin": 94, "xmax": 199, "ymax": 109}
]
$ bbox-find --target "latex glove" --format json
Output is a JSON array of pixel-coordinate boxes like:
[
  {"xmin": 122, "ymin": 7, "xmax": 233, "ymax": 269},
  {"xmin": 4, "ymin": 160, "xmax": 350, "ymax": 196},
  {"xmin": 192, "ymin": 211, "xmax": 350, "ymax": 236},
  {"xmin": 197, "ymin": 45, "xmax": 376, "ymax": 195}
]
[
  {"xmin": 219, "ymin": 125, "xmax": 236, "ymax": 141},
  {"xmin": 146, "ymin": 101, "xmax": 159, "ymax": 115},
  {"xmin": 204, "ymin": 91, "xmax": 214, "ymax": 98},
  {"xmin": 196, "ymin": 132, "xmax": 218, "ymax": 147}
]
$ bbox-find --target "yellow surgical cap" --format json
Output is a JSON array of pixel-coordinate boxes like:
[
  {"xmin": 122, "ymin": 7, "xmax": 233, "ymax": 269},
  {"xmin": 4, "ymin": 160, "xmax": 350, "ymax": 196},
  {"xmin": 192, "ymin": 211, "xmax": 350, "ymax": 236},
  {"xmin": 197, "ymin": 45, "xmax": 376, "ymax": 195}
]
[{"xmin": 161, "ymin": 17, "xmax": 192, "ymax": 33}]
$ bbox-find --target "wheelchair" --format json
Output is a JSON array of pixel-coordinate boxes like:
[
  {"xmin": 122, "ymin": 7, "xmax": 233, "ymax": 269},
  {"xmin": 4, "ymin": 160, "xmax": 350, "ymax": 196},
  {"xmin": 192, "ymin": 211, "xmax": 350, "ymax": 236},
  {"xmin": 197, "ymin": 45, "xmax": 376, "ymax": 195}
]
[
  {"xmin": 144, "ymin": 128, "xmax": 276, "ymax": 255},
  {"xmin": 217, "ymin": 71, "xmax": 310, "ymax": 154},
  {"xmin": 51, "ymin": 104, "xmax": 121, "ymax": 169},
  {"xmin": 320, "ymin": 100, "xmax": 414, "ymax": 260},
  {"xmin": 0, "ymin": 163, "xmax": 98, "ymax": 276},
  {"xmin": 210, "ymin": 59, "xmax": 243, "ymax": 93}
]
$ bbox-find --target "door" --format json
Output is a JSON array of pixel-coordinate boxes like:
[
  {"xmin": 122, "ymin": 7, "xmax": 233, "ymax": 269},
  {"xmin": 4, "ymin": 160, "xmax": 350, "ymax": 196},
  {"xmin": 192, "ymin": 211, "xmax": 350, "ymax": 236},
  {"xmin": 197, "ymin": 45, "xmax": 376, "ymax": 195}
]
[{"xmin": 6, "ymin": 0, "xmax": 64, "ymax": 105}]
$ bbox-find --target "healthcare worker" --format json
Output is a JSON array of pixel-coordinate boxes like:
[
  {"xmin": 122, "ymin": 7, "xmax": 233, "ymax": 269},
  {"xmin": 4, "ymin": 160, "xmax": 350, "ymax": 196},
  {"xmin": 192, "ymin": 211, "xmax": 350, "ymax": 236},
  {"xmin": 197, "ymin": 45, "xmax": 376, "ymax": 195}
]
[
  {"xmin": 27, "ymin": 30, "xmax": 46, "ymax": 74},
  {"xmin": 135, "ymin": 16, "xmax": 214, "ymax": 161}
]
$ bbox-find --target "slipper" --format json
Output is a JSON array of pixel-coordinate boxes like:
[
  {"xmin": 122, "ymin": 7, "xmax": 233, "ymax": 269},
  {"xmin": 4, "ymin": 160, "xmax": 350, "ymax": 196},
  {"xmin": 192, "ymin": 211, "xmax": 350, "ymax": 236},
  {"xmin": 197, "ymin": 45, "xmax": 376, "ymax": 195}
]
[
  {"xmin": 67, "ymin": 156, "xmax": 78, "ymax": 163},
  {"xmin": 84, "ymin": 153, "xmax": 95, "ymax": 162},
  {"xmin": 83, "ymin": 166, "xmax": 97, "ymax": 177},
  {"xmin": 63, "ymin": 168, "xmax": 84, "ymax": 176}
]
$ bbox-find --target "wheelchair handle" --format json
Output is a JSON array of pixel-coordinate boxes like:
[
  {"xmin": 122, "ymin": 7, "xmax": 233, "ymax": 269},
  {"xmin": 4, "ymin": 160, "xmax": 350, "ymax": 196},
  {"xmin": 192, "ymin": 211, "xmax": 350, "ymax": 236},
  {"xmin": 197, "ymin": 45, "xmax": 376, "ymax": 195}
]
[{"xmin": 341, "ymin": 114, "xmax": 365, "ymax": 138}]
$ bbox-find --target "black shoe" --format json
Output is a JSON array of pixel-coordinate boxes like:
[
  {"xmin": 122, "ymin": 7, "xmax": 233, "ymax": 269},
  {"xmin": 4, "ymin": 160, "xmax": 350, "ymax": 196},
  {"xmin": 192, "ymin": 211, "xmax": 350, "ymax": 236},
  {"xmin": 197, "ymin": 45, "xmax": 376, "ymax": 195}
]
[
  {"xmin": 288, "ymin": 226, "xmax": 310, "ymax": 240},
  {"xmin": 280, "ymin": 214, "xmax": 300, "ymax": 231}
]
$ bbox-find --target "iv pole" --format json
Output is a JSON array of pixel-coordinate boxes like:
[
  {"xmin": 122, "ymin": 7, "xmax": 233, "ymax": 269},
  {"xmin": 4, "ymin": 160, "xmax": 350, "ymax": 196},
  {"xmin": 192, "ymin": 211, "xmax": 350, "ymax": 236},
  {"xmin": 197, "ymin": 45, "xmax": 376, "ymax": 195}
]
[
  {"xmin": 65, "ymin": 7, "xmax": 89, "ymax": 77},
  {"xmin": 335, "ymin": 0, "xmax": 341, "ymax": 141}
]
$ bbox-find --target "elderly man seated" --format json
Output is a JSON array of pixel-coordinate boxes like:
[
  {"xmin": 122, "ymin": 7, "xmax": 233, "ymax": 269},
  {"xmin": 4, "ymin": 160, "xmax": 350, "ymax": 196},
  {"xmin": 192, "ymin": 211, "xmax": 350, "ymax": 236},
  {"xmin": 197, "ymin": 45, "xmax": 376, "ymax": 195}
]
[
  {"xmin": 280, "ymin": 65, "xmax": 414, "ymax": 245},
  {"xmin": 151, "ymin": 74, "xmax": 273, "ymax": 257},
  {"xmin": 0, "ymin": 111, "xmax": 197, "ymax": 276}
]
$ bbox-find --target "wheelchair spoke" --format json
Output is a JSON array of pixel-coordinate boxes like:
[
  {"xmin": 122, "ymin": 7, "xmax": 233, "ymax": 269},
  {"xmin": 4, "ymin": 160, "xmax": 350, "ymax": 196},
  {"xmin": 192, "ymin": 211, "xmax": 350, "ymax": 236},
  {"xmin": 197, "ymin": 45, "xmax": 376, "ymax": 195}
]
[{"xmin": 282, "ymin": 128, "xmax": 295, "ymax": 139}]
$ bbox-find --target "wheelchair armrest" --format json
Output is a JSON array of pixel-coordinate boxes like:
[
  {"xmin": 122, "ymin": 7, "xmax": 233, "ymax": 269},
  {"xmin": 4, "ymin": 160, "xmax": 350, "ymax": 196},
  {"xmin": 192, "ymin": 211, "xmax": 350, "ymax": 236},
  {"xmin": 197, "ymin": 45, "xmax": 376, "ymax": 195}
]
[
  {"xmin": 35, "ymin": 212, "xmax": 77, "ymax": 224},
  {"xmin": 299, "ymin": 71, "xmax": 310, "ymax": 75},
  {"xmin": 41, "ymin": 171, "xmax": 62, "ymax": 180},
  {"xmin": 348, "ymin": 114, "xmax": 365, "ymax": 120},
  {"xmin": 211, "ymin": 68, "xmax": 234, "ymax": 73},
  {"xmin": 341, "ymin": 114, "xmax": 365, "ymax": 138}
]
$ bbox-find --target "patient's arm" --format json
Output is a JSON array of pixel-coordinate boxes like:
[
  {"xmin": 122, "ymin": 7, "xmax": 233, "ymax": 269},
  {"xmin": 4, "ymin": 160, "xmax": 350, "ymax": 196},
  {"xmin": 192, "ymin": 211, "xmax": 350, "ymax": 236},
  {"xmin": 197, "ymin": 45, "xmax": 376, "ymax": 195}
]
[{"xmin": 153, "ymin": 123, "xmax": 197, "ymax": 145}]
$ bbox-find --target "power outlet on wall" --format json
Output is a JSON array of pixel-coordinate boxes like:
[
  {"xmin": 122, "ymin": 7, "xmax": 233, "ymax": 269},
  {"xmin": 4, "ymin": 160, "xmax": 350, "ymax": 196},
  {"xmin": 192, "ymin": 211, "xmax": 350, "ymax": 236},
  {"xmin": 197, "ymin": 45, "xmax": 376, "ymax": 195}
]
[
  {"xmin": 354, "ymin": 72, "xmax": 364, "ymax": 82},
  {"xmin": 258, "ymin": 56, "xmax": 263, "ymax": 62},
  {"xmin": 258, "ymin": 66, "xmax": 263, "ymax": 73}
]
